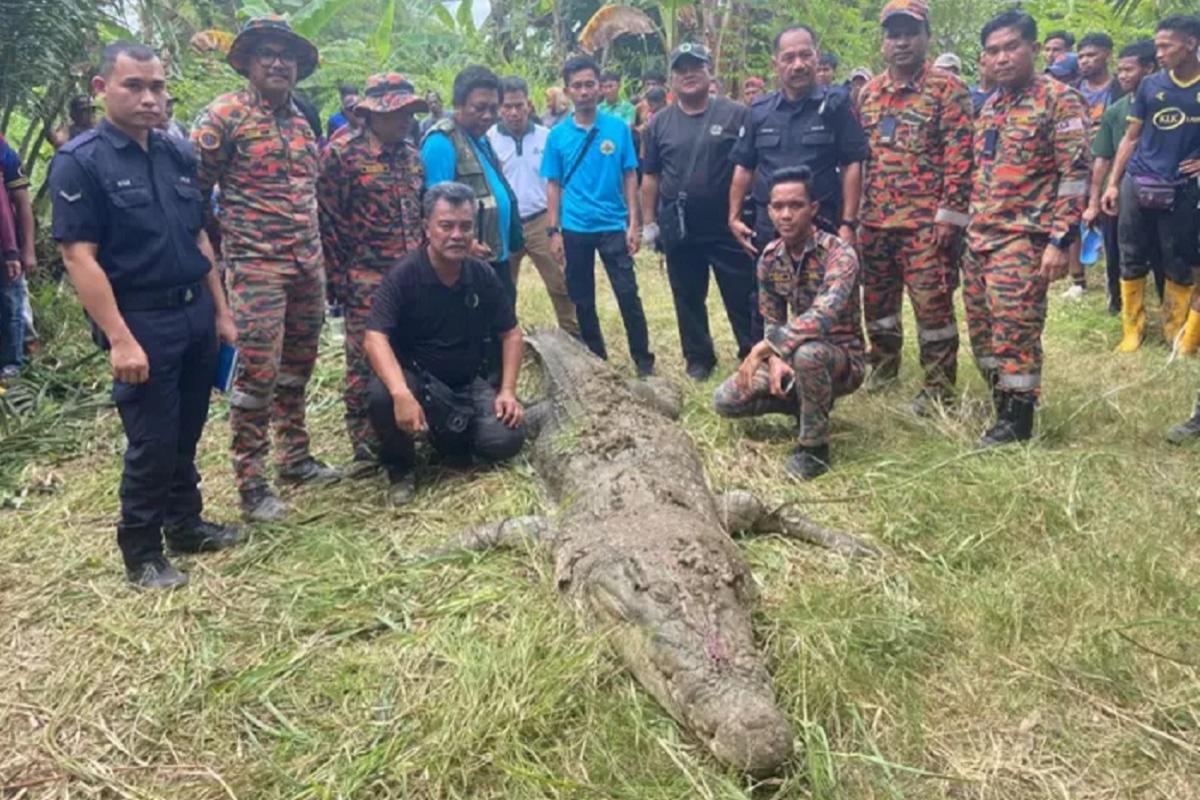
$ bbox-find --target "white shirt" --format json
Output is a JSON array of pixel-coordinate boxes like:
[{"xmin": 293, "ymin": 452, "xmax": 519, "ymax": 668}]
[{"xmin": 487, "ymin": 121, "xmax": 549, "ymax": 219}]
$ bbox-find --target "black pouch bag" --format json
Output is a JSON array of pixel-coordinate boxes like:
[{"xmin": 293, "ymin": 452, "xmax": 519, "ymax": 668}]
[
  {"xmin": 657, "ymin": 103, "xmax": 715, "ymax": 253},
  {"xmin": 411, "ymin": 367, "xmax": 475, "ymax": 436},
  {"xmin": 1133, "ymin": 175, "xmax": 1181, "ymax": 211}
]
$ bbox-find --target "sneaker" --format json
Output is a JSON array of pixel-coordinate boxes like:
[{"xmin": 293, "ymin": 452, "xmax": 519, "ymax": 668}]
[
  {"xmin": 241, "ymin": 485, "xmax": 288, "ymax": 522},
  {"xmin": 126, "ymin": 556, "xmax": 188, "ymax": 590},
  {"xmin": 685, "ymin": 362, "xmax": 714, "ymax": 382},
  {"xmin": 278, "ymin": 456, "xmax": 341, "ymax": 486},
  {"xmin": 386, "ymin": 471, "xmax": 417, "ymax": 506},
  {"xmin": 785, "ymin": 444, "xmax": 830, "ymax": 480},
  {"xmin": 164, "ymin": 519, "xmax": 244, "ymax": 554},
  {"xmin": 1062, "ymin": 284, "xmax": 1086, "ymax": 301}
]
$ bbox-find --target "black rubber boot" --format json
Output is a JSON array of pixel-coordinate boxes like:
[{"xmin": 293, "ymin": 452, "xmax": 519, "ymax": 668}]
[
  {"xmin": 785, "ymin": 444, "xmax": 830, "ymax": 480},
  {"xmin": 979, "ymin": 392, "xmax": 1035, "ymax": 447}
]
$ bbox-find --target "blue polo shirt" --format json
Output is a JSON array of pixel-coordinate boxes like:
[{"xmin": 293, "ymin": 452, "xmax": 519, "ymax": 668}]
[
  {"xmin": 1128, "ymin": 69, "xmax": 1200, "ymax": 182},
  {"xmin": 421, "ymin": 130, "xmax": 514, "ymax": 261},
  {"xmin": 541, "ymin": 111, "xmax": 637, "ymax": 233}
]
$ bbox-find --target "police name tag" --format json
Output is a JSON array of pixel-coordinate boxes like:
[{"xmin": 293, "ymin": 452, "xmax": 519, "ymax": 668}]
[{"xmin": 360, "ymin": 164, "xmax": 389, "ymax": 175}]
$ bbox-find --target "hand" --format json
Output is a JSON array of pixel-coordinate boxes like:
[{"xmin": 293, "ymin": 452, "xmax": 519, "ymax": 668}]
[
  {"xmin": 1180, "ymin": 159, "xmax": 1200, "ymax": 177},
  {"xmin": 735, "ymin": 341, "xmax": 772, "ymax": 395},
  {"xmin": 549, "ymin": 232, "xmax": 565, "ymax": 265},
  {"xmin": 470, "ymin": 241, "xmax": 494, "ymax": 260},
  {"xmin": 4, "ymin": 260, "xmax": 20, "ymax": 281},
  {"xmin": 1040, "ymin": 243, "xmax": 1070, "ymax": 282},
  {"xmin": 767, "ymin": 355, "xmax": 794, "ymax": 399},
  {"xmin": 626, "ymin": 226, "xmax": 641, "ymax": 256},
  {"xmin": 393, "ymin": 392, "xmax": 428, "ymax": 435},
  {"xmin": 1101, "ymin": 185, "xmax": 1119, "ymax": 217},
  {"xmin": 1081, "ymin": 204, "xmax": 1099, "ymax": 228},
  {"xmin": 111, "ymin": 336, "xmax": 150, "ymax": 384},
  {"xmin": 641, "ymin": 222, "xmax": 659, "ymax": 246},
  {"xmin": 729, "ymin": 218, "xmax": 758, "ymax": 257},
  {"xmin": 933, "ymin": 222, "xmax": 958, "ymax": 252},
  {"xmin": 20, "ymin": 251, "xmax": 35, "ymax": 273},
  {"xmin": 493, "ymin": 389, "xmax": 524, "ymax": 429},
  {"xmin": 215, "ymin": 311, "xmax": 237, "ymax": 346},
  {"xmin": 837, "ymin": 223, "xmax": 858, "ymax": 248}
]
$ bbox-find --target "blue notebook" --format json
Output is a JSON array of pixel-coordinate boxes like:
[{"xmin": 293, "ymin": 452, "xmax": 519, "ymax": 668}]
[{"xmin": 214, "ymin": 343, "xmax": 239, "ymax": 393}]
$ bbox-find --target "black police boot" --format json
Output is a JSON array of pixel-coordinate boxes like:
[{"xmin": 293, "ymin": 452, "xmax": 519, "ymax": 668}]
[
  {"xmin": 241, "ymin": 485, "xmax": 288, "ymax": 523},
  {"xmin": 983, "ymin": 369, "xmax": 1003, "ymax": 414},
  {"xmin": 278, "ymin": 456, "xmax": 342, "ymax": 486},
  {"xmin": 1166, "ymin": 393, "xmax": 1200, "ymax": 445},
  {"xmin": 164, "ymin": 519, "xmax": 244, "ymax": 554},
  {"xmin": 685, "ymin": 361, "xmax": 715, "ymax": 382},
  {"xmin": 635, "ymin": 355, "xmax": 657, "ymax": 379},
  {"xmin": 126, "ymin": 555, "xmax": 188, "ymax": 590},
  {"xmin": 979, "ymin": 392, "xmax": 1035, "ymax": 447},
  {"xmin": 785, "ymin": 443, "xmax": 830, "ymax": 480}
]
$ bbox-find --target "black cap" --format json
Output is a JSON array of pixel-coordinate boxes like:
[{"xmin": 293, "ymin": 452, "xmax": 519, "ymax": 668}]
[
  {"xmin": 68, "ymin": 95, "xmax": 95, "ymax": 113},
  {"xmin": 670, "ymin": 42, "xmax": 712, "ymax": 68}
]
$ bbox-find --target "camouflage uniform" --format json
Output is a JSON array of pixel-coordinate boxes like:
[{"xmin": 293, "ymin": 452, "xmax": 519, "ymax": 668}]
[
  {"xmin": 193, "ymin": 86, "xmax": 325, "ymax": 492},
  {"xmin": 318, "ymin": 74, "xmax": 427, "ymax": 455},
  {"xmin": 714, "ymin": 232, "xmax": 865, "ymax": 446},
  {"xmin": 857, "ymin": 63, "xmax": 974, "ymax": 392},
  {"xmin": 966, "ymin": 75, "xmax": 1090, "ymax": 396}
]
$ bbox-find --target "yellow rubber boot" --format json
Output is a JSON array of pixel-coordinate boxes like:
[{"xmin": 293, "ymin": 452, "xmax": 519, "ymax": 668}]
[
  {"xmin": 1115, "ymin": 277, "xmax": 1146, "ymax": 353},
  {"xmin": 1179, "ymin": 309, "xmax": 1200, "ymax": 356},
  {"xmin": 1162, "ymin": 280, "xmax": 1193, "ymax": 344}
]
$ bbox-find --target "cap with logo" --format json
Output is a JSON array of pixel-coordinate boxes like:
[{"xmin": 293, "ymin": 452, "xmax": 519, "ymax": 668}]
[
  {"xmin": 670, "ymin": 42, "xmax": 712, "ymax": 69},
  {"xmin": 227, "ymin": 15, "xmax": 320, "ymax": 81},
  {"xmin": 353, "ymin": 73, "xmax": 429, "ymax": 115}
]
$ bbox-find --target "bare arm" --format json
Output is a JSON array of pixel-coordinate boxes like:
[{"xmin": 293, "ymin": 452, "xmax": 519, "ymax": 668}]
[
  {"xmin": 546, "ymin": 180, "xmax": 565, "ymax": 264},
  {"xmin": 197, "ymin": 230, "xmax": 236, "ymax": 344},
  {"xmin": 12, "ymin": 187, "xmax": 35, "ymax": 268},
  {"xmin": 728, "ymin": 165, "xmax": 757, "ymax": 255},
  {"xmin": 364, "ymin": 329, "xmax": 426, "ymax": 435},
  {"xmin": 641, "ymin": 173, "xmax": 659, "ymax": 226},
  {"xmin": 839, "ymin": 162, "xmax": 863, "ymax": 236},
  {"xmin": 1101, "ymin": 121, "xmax": 1141, "ymax": 215},
  {"xmin": 60, "ymin": 241, "xmax": 148, "ymax": 383},
  {"xmin": 624, "ymin": 168, "xmax": 641, "ymax": 256},
  {"xmin": 498, "ymin": 325, "xmax": 523, "ymax": 395}
]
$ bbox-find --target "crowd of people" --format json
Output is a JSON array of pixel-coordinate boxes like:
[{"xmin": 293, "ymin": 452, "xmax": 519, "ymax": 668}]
[{"xmin": 29, "ymin": 3, "xmax": 1200, "ymax": 588}]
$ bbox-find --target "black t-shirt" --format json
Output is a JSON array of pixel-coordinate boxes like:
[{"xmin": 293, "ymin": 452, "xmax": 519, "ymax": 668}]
[
  {"xmin": 642, "ymin": 97, "xmax": 748, "ymax": 239},
  {"xmin": 1129, "ymin": 69, "xmax": 1200, "ymax": 181},
  {"xmin": 366, "ymin": 249, "xmax": 517, "ymax": 387}
]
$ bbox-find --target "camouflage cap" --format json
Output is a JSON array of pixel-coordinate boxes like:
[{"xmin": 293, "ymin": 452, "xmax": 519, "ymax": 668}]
[
  {"xmin": 879, "ymin": 0, "xmax": 929, "ymax": 25},
  {"xmin": 227, "ymin": 15, "xmax": 319, "ymax": 81},
  {"xmin": 353, "ymin": 73, "xmax": 430, "ymax": 116}
]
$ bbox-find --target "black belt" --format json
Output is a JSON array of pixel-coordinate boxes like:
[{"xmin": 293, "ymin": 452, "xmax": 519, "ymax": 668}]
[
  {"xmin": 116, "ymin": 281, "xmax": 204, "ymax": 312},
  {"xmin": 521, "ymin": 209, "xmax": 547, "ymax": 224}
]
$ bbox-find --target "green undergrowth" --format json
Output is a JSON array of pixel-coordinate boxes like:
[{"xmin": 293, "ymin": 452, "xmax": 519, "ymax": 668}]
[{"xmin": 1, "ymin": 258, "xmax": 1197, "ymax": 798}]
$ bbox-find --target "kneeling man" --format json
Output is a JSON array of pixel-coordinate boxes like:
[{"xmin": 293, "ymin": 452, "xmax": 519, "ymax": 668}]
[
  {"xmin": 364, "ymin": 182, "xmax": 526, "ymax": 504},
  {"xmin": 714, "ymin": 167, "xmax": 865, "ymax": 479}
]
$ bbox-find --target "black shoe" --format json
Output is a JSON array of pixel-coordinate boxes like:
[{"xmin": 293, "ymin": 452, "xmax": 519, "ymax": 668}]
[
  {"xmin": 278, "ymin": 456, "xmax": 341, "ymax": 486},
  {"xmin": 785, "ymin": 444, "xmax": 830, "ymax": 480},
  {"xmin": 685, "ymin": 361, "xmax": 714, "ymax": 382},
  {"xmin": 241, "ymin": 485, "xmax": 288, "ymax": 522},
  {"xmin": 345, "ymin": 445, "xmax": 382, "ymax": 479},
  {"xmin": 125, "ymin": 555, "xmax": 188, "ymax": 590},
  {"xmin": 635, "ymin": 356, "xmax": 656, "ymax": 378},
  {"xmin": 979, "ymin": 392, "xmax": 1035, "ymax": 447},
  {"xmin": 164, "ymin": 519, "xmax": 244, "ymax": 554},
  {"xmin": 1166, "ymin": 401, "xmax": 1200, "ymax": 444},
  {"xmin": 387, "ymin": 470, "xmax": 417, "ymax": 506},
  {"xmin": 1107, "ymin": 299, "xmax": 1121, "ymax": 316}
]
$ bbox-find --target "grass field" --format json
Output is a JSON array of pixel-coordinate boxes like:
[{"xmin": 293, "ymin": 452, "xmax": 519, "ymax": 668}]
[{"xmin": 1, "ymin": 257, "xmax": 1198, "ymax": 799}]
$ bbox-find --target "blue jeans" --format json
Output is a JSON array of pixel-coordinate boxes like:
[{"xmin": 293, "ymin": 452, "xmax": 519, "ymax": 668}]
[{"xmin": 0, "ymin": 270, "xmax": 25, "ymax": 369}]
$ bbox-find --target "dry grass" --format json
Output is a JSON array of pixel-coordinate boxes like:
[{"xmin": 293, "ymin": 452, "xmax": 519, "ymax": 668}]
[{"xmin": 1, "ymin": 258, "xmax": 1198, "ymax": 799}]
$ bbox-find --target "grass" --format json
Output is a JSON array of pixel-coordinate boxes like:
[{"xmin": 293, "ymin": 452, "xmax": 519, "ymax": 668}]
[{"xmin": 1, "ymin": 256, "xmax": 1198, "ymax": 799}]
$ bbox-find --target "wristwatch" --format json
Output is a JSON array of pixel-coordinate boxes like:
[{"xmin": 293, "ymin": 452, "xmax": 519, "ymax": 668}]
[
  {"xmin": 1048, "ymin": 230, "xmax": 1076, "ymax": 250},
  {"xmin": 839, "ymin": 218, "xmax": 858, "ymax": 228},
  {"xmin": 545, "ymin": 226, "xmax": 560, "ymax": 237}
]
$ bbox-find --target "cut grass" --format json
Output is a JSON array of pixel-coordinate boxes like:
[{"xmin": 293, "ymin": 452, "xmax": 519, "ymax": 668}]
[{"xmin": 1, "ymin": 260, "xmax": 1198, "ymax": 798}]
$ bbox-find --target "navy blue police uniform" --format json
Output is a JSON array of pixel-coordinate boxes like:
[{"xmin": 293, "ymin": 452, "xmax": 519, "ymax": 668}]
[
  {"xmin": 50, "ymin": 119, "xmax": 220, "ymax": 570},
  {"xmin": 730, "ymin": 85, "xmax": 869, "ymax": 244}
]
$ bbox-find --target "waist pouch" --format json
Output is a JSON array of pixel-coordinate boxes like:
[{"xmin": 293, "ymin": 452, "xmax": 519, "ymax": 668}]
[
  {"xmin": 411, "ymin": 367, "xmax": 474, "ymax": 436},
  {"xmin": 1133, "ymin": 176, "xmax": 1182, "ymax": 211},
  {"xmin": 658, "ymin": 195, "xmax": 688, "ymax": 252}
]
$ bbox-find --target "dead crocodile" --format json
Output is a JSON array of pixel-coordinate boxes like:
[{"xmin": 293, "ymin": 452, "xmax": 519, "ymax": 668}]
[{"xmin": 434, "ymin": 329, "xmax": 879, "ymax": 776}]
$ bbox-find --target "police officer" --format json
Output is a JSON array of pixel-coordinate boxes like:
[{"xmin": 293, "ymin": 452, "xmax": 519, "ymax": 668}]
[
  {"xmin": 729, "ymin": 24, "xmax": 869, "ymax": 257},
  {"xmin": 193, "ymin": 16, "xmax": 339, "ymax": 522},
  {"xmin": 50, "ymin": 42, "xmax": 241, "ymax": 590}
]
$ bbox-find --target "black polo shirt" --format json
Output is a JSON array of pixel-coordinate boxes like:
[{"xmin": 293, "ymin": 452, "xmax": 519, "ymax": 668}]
[
  {"xmin": 730, "ymin": 86, "xmax": 869, "ymax": 229},
  {"xmin": 367, "ymin": 248, "xmax": 517, "ymax": 387},
  {"xmin": 49, "ymin": 119, "xmax": 210, "ymax": 293},
  {"xmin": 642, "ymin": 96, "xmax": 748, "ymax": 242}
]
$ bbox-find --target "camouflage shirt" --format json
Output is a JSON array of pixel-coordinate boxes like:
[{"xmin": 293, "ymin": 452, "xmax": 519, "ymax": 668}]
[
  {"xmin": 318, "ymin": 126, "xmax": 424, "ymax": 286},
  {"xmin": 858, "ymin": 64, "xmax": 975, "ymax": 230},
  {"xmin": 969, "ymin": 75, "xmax": 1090, "ymax": 249},
  {"xmin": 760, "ymin": 231, "xmax": 865, "ymax": 360},
  {"xmin": 193, "ymin": 86, "xmax": 321, "ymax": 261}
]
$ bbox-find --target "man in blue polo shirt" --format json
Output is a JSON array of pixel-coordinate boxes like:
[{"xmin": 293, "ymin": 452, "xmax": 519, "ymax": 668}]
[
  {"xmin": 1102, "ymin": 14, "xmax": 1200, "ymax": 354},
  {"xmin": 542, "ymin": 54, "xmax": 655, "ymax": 376}
]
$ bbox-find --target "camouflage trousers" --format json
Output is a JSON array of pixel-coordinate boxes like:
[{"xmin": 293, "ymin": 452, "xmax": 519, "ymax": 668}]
[
  {"xmin": 962, "ymin": 235, "xmax": 1048, "ymax": 396},
  {"xmin": 713, "ymin": 341, "xmax": 865, "ymax": 447},
  {"xmin": 342, "ymin": 266, "xmax": 387, "ymax": 455},
  {"xmin": 227, "ymin": 255, "xmax": 325, "ymax": 492},
  {"xmin": 859, "ymin": 225, "xmax": 959, "ymax": 391}
]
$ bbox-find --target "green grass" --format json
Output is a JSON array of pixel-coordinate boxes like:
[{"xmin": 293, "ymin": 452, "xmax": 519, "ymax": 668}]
[{"xmin": 1, "ymin": 258, "xmax": 1198, "ymax": 798}]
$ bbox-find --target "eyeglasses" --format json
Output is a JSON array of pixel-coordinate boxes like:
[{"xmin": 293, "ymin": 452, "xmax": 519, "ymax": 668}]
[{"xmin": 253, "ymin": 48, "xmax": 298, "ymax": 65}]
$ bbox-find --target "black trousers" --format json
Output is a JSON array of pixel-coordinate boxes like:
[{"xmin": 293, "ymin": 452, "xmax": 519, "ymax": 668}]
[
  {"xmin": 367, "ymin": 373, "xmax": 525, "ymax": 473},
  {"xmin": 1118, "ymin": 175, "xmax": 1200, "ymax": 286},
  {"xmin": 1103, "ymin": 210, "xmax": 1164, "ymax": 302},
  {"xmin": 562, "ymin": 230, "xmax": 654, "ymax": 367},
  {"xmin": 113, "ymin": 290, "xmax": 218, "ymax": 568},
  {"xmin": 664, "ymin": 237, "xmax": 756, "ymax": 367}
]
